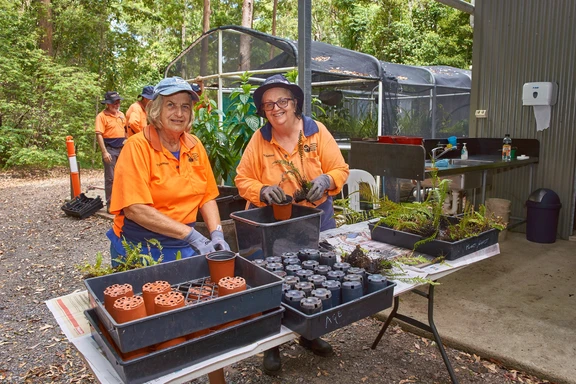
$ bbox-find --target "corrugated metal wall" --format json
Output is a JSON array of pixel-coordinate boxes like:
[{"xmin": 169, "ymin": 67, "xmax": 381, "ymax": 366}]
[{"xmin": 470, "ymin": 0, "xmax": 576, "ymax": 239}]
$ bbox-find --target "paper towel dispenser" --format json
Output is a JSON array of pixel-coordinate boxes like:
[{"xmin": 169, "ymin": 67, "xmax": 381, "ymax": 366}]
[{"xmin": 522, "ymin": 82, "xmax": 558, "ymax": 106}]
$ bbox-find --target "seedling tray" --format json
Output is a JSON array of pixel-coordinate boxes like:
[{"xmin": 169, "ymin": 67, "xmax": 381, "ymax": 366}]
[
  {"xmin": 281, "ymin": 281, "xmax": 395, "ymax": 340},
  {"xmin": 230, "ymin": 205, "xmax": 322, "ymax": 259},
  {"xmin": 84, "ymin": 255, "xmax": 282, "ymax": 353},
  {"xmin": 86, "ymin": 307, "xmax": 284, "ymax": 384},
  {"xmin": 368, "ymin": 217, "xmax": 499, "ymax": 260},
  {"xmin": 61, "ymin": 193, "xmax": 103, "ymax": 219}
]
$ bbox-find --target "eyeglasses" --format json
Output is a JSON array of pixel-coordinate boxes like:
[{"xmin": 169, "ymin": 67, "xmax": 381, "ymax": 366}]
[{"xmin": 261, "ymin": 98, "xmax": 294, "ymax": 111}]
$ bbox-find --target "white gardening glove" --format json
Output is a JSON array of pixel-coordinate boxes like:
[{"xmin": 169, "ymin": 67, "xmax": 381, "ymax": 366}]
[
  {"xmin": 306, "ymin": 174, "xmax": 331, "ymax": 202},
  {"xmin": 184, "ymin": 229, "xmax": 215, "ymax": 255},
  {"xmin": 260, "ymin": 185, "xmax": 286, "ymax": 205},
  {"xmin": 210, "ymin": 230, "xmax": 231, "ymax": 251}
]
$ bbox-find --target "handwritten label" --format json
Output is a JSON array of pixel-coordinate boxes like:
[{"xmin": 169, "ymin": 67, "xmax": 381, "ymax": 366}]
[
  {"xmin": 324, "ymin": 311, "xmax": 344, "ymax": 329},
  {"xmin": 465, "ymin": 237, "xmax": 490, "ymax": 251}
]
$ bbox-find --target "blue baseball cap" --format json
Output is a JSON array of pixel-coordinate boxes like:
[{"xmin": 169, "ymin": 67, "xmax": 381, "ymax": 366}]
[
  {"xmin": 153, "ymin": 77, "xmax": 199, "ymax": 101},
  {"xmin": 139, "ymin": 85, "xmax": 155, "ymax": 100},
  {"xmin": 253, "ymin": 74, "xmax": 304, "ymax": 117}
]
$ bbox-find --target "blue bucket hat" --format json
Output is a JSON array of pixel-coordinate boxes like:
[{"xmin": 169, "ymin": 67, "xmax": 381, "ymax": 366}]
[
  {"xmin": 139, "ymin": 85, "xmax": 155, "ymax": 100},
  {"xmin": 153, "ymin": 77, "xmax": 199, "ymax": 102},
  {"xmin": 101, "ymin": 91, "xmax": 123, "ymax": 104},
  {"xmin": 253, "ymin": 74, "xmax": 304, "ymax": 117}
]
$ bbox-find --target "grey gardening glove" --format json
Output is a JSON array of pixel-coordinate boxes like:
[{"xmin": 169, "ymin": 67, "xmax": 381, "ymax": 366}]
[
  {"xmin": 210, "ymin": 230, "xmax": 231, "ymax": 251},
  {"xmin": 260, "ymin": 185, "xmax": 286, "ymax": 205},
  {"xmin": 184, "ymin": 229, "xmax": 215, "ymax": 255},
  {"xmin": 307, "ymin": 174, "xmax": 331, "ymax": 202}
]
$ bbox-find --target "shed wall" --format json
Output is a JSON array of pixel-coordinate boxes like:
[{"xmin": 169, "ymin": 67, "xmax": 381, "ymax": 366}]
[{"xmin": 470, "ymin": 0, "xmax": 576, "ymax": 239}]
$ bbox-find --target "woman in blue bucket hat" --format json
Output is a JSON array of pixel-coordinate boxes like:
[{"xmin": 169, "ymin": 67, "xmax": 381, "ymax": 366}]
[{"xmin": 235, "ymin": 74, "xmax": 349, "ymax": 375}]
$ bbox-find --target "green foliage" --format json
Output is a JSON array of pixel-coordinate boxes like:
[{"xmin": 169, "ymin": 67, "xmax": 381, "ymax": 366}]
[
  {"xmin": 77, "ymin": 238, "xmax": 168, "ymax": 278},
  {"xmin": 193, "ymin": 72, "xmax": 260, "ymax": 184},
  {"xmin": 0, "ymin": 0, "xmax": 473, "ymax": 172},
  {"xmin": 316, "ymin": 104, "xmax": 377, "ymax": 139}
]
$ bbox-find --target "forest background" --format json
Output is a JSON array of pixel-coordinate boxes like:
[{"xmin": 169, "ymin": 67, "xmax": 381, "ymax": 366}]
[{"xmin": 0, "ymin": 0, "xmax": 472, "ymax": 171}]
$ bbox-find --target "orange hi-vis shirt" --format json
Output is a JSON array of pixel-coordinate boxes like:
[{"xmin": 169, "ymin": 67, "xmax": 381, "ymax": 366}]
[
  {"xmin": 110, "ymin": 125, "xmax": 219, "ymax": 242},
  {"xmin": 126, "ymin": 101, "xmax": 147, "ymax": 137},
  {"xmin": 235, "ymin": 116, "xmax": 349, "ymax": 209},
  {"xmin": 94, "ymin": 109, "xmax": 126, "ymax": 140}
]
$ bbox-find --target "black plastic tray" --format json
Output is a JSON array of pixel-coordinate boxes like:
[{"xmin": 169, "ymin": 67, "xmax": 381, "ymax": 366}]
[
  {"xmin": 86, "ymin": 307, "xmax": 284, "ymax": 384},
  {"xmin": 84, "ymin": 255, "xmax": 282, "ymax": 353},
  {"xmin": 230, "ymin": 205, "xmax": 322, "ymax": 260},
  {"xmin": 281, "ymin": 281, "xmax": 395, "ymax": 340},
  {"xmin": 61, "ymin": 193, "xmax": 103, "ymax": 219},
  {"xmin": 368, "ymin": 217, "xmax": 499, "ymax": 260}
]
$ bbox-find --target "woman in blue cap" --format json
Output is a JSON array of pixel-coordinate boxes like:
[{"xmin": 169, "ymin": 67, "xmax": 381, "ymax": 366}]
[{"xmin": 107, "ymin": 77, "xmax": 230, "ymax": 264}]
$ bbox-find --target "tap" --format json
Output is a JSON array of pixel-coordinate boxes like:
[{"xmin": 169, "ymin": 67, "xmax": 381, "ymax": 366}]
[{"xmin": 431, "ymin": 145, "xmax": 458, "ymax": 160}]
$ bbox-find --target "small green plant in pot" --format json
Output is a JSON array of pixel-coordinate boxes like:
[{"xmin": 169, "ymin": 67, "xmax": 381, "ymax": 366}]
[
  {"xmin": 273, "ymin": 131, "xmax": 314, "ymax": 204},
  {"xmin": 78, "ymin": 238, "xmax": 167, "ymax": 278}
]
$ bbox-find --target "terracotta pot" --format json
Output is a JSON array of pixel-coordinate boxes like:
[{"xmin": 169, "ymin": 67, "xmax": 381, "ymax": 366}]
[
  {"xmin": 217, "ymin": 276, "xmax": 246, "ymax": 297},
  {"xmin": 112, "ymin": 295, "xmax": 147, "ymax": 324},
  {"xmin": 103, "ymin": 284, "xmax": 134, "ymax": 319},
  {"xmin": 211, "ymin": 319, "xmax": 243, "ymax": 331},
  {"xmin": 205, "ymin": 250, "xmax": 236, "ymax": 284},
  {"xmin": 154, "ymin": 291, "xmax": 185, "ymax": 314},
  {"xmin": 142, "ymin": 280, "xmax": 172, "ymax": 316},
  {"xmin": 153, "ymin": 291, "xmax": 187, "ymax": 350},
  {"xmin": 186, "ymin": 328, "xmax": 213, "ymax": 340},
  {"xmin": 187, "ymin": 286, "xmax": 217, "ymax": 305},
  {"xmin": 272, "ymin": 195, "xmax": 293, "ymax": 221},
  {"xmin": 121, "ymin": 346, "xmax": 151, "ymax": 361}
]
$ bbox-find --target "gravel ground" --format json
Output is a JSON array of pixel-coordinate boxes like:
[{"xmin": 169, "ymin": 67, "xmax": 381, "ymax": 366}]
[{"xmin": 0, "ymin": 169, "xmax": 551, "ymax": 384}]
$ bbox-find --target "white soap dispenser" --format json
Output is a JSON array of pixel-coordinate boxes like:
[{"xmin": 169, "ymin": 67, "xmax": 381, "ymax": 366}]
[{"xmin": 461, "ymin": 143, "xmax": 468, "ymax": 160}]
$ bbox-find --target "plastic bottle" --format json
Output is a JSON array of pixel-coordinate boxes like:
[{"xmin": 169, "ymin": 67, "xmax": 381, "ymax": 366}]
[
  {"xmin": 461, "ymin": 143, "xmax": 468, "ymax": 160},
  {"xmin": 502, "ymin": 134, "xmax": 512, "ymax": 161}
]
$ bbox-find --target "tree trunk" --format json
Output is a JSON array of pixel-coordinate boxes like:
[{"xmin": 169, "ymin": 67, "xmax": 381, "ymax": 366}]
[
  {"xmin": 239, "ymin": 0, "xmax": 253, "ymax": 71},
  {"xmin": 37, "ymin": 0, "xmax": 53, "ymax": 56},
  {"xmin": 200, "ymin": 0, "xmax": 211, "ymax": 76}
]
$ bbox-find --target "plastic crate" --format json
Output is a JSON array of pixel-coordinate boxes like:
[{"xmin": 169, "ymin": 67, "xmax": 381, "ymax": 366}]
[
  {"xmin": 61, "ymin": 193, "xmax": 103, "ymax": 219},
  {"xmin": 230, "ymin": 205, "xmax": 322, "ymax": 260},
  {"xmin": 84, "ymin": 255, "xmax": 283, "ymax": 353},
  {"xmin": 368, "ymin": 217, "xmax": 499, "ymax": 260},
  {"xmin": 281, "ymin": 280, "xmax": 395, "ymax": 340},
  {"xmin": 86, "ymin": 307, "xmax": 284, "ymax": 384}
]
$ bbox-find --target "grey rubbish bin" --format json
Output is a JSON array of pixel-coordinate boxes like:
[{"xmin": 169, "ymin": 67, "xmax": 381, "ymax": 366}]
[{"xmin": 525, "ymin": 188, "xmax": 562, "ymax": 243}]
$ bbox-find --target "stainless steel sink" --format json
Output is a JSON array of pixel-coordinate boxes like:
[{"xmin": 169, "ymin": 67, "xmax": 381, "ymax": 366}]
[
  {"xmin": 422, "ymin": 159, "xmax": 492, "ymax": 190},
  {"xmin": 448, "ymin": 159, "xmax": 493, "ymax": 166}
]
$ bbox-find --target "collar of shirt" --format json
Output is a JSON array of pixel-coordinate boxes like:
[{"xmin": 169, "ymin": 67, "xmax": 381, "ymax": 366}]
[
  {"xmin": 103, "ymin": 109, "xmax": 124, "ymax": 119},
  {"xmin": 143, "ymin": 124, "xmax": 198, "ymax": 153},
  {"xmin": 260, "ymin": 115, "xmax": 319, "ymax": 142}
]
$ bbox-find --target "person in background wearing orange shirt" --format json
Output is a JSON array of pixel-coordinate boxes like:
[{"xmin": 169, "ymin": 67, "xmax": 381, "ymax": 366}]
[
  {"xmin": 126, "ymin": 85, "xmax": 154, "ymax": 137},
  {"xmin": 106, "ymin": 77, "xmax": 230, "ymax": 264},
  {"xmin": 95, "ymin": 91, "xmax": 126, "ymax": 212},
  {"xmin": 235, "ymin": 74, "xmax": 349, "ymax": 376}
]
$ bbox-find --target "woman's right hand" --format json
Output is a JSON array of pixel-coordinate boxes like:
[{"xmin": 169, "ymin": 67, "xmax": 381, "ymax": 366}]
[
  {"xmin": 260, "ymin": 185, "xmax": 286, "ymax": 205},
  {"xmin": 184, "ymin": 229, "xmax": 216, "ymax": 255}
]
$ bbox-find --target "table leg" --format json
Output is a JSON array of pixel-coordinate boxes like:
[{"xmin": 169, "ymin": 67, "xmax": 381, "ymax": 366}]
[
  {"xmin": 371, "ymin": 284, "xmax": 459, "ymax": 384},
  {"xmin": 481, "ymin": 170, "xmax": 488, "ymax": 205}
]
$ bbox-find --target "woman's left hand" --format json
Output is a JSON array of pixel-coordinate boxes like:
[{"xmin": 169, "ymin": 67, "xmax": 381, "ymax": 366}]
[
  {"xmin": 210, "ymin": 230, "xmax": 231, "ymax": 251},
  {"xmin": 307, "ymin": 174, "xmax": 331, "ymax": 202}
]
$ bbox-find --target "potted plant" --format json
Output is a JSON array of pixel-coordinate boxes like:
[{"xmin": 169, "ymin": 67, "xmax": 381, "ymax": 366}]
[{"xmin": 338, "ymin": 173, "xmax": 505, "ymax": 261}]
